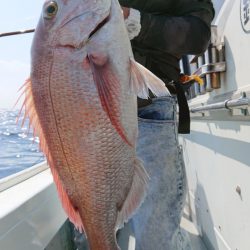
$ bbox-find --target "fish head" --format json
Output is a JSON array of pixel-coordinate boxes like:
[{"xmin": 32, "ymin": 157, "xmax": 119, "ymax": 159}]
[{"xmin": 32, "ymin": 0, "xmax": 112, "ymax": 60}]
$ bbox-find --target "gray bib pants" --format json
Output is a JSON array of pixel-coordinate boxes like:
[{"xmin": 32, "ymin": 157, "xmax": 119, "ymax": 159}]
[{"xmin": 131, "ymin": 96, "xmax": 191, "ymax": 250}]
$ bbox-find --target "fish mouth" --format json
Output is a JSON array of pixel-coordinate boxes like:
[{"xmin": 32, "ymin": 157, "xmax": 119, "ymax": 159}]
[{"xmin": 57, "ymin": 12, "xmax": 110, "ymax": 51}]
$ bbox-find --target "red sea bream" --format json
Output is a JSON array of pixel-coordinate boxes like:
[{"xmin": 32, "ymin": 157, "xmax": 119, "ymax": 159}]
[{"xmin": 19, "ymin": 0, "xmax": 169, "ymax": 249}]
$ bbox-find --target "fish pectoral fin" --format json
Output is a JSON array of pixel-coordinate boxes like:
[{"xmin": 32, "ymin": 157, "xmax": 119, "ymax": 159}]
[
  {"xmin": 116, "ymin": 159, "xmax": 149, "ymax": 230},
  {"xmin": 88, "ymin": 55, "xmax": 133, "ymax": 146},
  {"xmin": 130, "ymin": 58, "xmax": 170, "ymax": 99}
]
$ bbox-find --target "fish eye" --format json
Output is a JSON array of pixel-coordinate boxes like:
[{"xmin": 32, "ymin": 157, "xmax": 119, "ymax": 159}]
[{"xmin": 44, "ymin": 1, "xmax": 58, "ymax": 19}]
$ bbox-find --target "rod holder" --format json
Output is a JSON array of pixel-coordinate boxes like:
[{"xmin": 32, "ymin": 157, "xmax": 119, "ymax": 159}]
[
  {"xmin": 189, "ymin": 45, "xmax": 226, "ymax": 92},
  {"xmin": 210, "ymin": 46, "xmax": 221, "ymax": 89},
  {"xmin": 197, "ymin": 56, "xmax": 206, "ymax": 94}
]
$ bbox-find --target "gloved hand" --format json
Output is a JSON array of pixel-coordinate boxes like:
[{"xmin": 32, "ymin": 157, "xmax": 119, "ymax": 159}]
[{"xmin": 121, "ymin": 7, "xmax": 142, "ymax": 40}]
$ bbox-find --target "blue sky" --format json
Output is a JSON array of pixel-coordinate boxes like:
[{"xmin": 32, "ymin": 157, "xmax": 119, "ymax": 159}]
[{"xmin": 0, "ymin": 0, "xmax": 44, "ymax": 109}]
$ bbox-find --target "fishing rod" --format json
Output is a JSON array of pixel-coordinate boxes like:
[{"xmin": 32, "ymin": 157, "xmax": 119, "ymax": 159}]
[{"xmin": 0, "ymin": 29, "xmax": 35, "ymax": 38}]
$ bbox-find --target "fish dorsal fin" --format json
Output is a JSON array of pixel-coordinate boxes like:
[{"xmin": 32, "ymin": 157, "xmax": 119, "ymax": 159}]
[
  {"xmin": 130, "ymin": 58, "xmax": 170, "ymax": 99},
  {"xmin": 17, "ymin": 79, "xmax": 85, "ymax": 233},
  {"xmin": 88, "ymin": 55, "xmax": 133, "ymax": 147}
]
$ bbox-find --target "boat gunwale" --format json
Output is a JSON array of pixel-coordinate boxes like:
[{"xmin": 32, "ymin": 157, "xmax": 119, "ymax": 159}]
[{"xmin": 0, "ymin": 161, "xmax": 48, "ymax": 192}]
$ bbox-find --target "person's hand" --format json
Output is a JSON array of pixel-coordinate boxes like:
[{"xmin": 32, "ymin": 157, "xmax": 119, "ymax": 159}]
[{"xmin": 122, "ymin": 7, "xmax": 130, "ymax": 19}]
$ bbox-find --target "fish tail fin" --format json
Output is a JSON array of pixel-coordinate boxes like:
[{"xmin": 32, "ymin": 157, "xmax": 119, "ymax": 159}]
[
  {"xmin": 17, "ymin": 79, "xmax": 85, "ymax": 233},
  {"xmin": 130, "ymin": 58, "xmax": 170, "ymax": 99},
  {"xmin": 116, "ymin": 158, "xmax": 149, "ymax": 230}
]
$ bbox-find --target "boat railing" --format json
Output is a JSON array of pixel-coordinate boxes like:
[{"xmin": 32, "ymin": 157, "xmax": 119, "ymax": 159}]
[{"xmin": 190, "ymin": 94, "xmax": 250, "ymax": 113}]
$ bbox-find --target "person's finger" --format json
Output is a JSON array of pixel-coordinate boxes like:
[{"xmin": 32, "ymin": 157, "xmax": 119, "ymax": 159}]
[{"xmin": 122, "ymin": 7, "xmax": 130, "ymax": 19}]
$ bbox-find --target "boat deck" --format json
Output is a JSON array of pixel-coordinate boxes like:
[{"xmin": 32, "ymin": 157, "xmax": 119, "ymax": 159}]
[{"xmin": 180, "ymin": 217, "xmax": 207, "ymax": 250}]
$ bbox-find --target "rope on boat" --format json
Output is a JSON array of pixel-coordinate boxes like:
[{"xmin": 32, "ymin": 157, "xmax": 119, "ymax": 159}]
[{"xmin": 0, "ymin": 29, "xmax": 35, "ymax": 37}]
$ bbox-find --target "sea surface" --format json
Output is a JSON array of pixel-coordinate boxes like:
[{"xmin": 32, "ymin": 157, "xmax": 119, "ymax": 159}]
[{"xmin": 0, "ymin": 109, "xmax": 45, "ymax": 179}]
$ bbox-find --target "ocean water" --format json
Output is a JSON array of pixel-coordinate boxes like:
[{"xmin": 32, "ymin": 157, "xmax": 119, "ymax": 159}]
[{"xmin": 0, "ymin": 109, "xmax": 45, "ymax": 179}]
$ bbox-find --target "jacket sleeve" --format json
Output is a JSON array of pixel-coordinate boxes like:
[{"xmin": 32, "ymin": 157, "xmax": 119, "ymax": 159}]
[{"xmin": 119, "ymin": 0, "xmax": 214, "ymax": 19}]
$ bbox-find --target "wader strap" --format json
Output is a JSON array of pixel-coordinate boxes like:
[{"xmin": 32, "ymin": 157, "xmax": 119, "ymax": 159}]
[{"xmin": 175, "ymin": 82, "xmax": 190, "ymax": 134}]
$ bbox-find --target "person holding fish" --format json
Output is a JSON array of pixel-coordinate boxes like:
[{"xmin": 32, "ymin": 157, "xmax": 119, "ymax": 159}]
[{"xmin": 119, "ymin": 0, "xmax": 214, "ymax": 249}]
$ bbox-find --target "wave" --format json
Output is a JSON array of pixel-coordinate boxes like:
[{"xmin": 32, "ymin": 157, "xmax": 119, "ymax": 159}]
[{"xmin": 0, "ymin": 110, "xmax": 44, "ymax": 179}]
